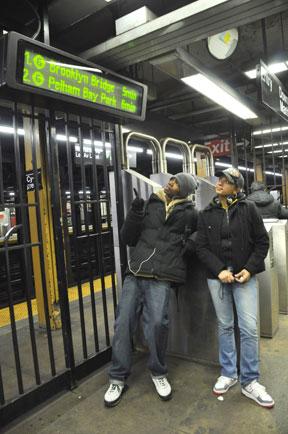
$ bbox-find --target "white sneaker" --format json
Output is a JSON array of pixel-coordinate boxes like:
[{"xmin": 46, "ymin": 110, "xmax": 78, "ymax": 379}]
[
  {"xmin": 104, "ymin": 382, "xmax": 125, "ymax": 407},
  {"xmin": 242, "ymin": 380, "xmax": 275, "ymax": 408},
  {"xmin": 213, "ymin": 375, "xmax": 238, "ymax": 395},
  {"xmin": 151, "ymin": 375, "xmax": 172, "ymax": 401}
]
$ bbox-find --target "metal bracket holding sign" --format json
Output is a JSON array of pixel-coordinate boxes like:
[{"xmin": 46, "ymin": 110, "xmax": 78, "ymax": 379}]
[
  {"xmin": 0, "ymin": 32, "xmax": 148, "ymax": 121},
  {"xmin": 258, "ymin": 60, "xmax": 288, "ymax": 122}
]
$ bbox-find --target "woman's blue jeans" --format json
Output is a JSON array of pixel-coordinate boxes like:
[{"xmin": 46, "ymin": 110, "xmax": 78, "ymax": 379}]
[
  {"xmin": 207, "ymin": 276, "xmax": 259, "ymax": 386},
  {"xmin": 109, "ymin": 275, "xmax": 171, "ymax": 382}
]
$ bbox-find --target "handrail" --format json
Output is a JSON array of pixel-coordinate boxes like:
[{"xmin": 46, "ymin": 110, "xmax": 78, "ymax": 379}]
[
  {"xmin": 190, "ymin": 144, "xmax": 214, "ymax": 176},
  {"xmin": 123, "ymin": 131, "xmax": 163, "ymax": 173},
  {"xmin": 160, "ymin": 137, "xmax": 192, "ymax": 173}
]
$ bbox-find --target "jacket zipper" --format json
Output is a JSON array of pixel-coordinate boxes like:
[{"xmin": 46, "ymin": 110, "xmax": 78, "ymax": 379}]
[
  {"xmin": 226, "ymin": 208, "xmax": 229, "ymax": 225},
  {"xmin": 225, "ymin": 208, "xmax": 233, "ymax": 272}
]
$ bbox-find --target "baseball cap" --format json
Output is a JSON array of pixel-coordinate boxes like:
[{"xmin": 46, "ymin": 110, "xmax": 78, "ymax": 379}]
[{"xmin": 215, "ymin": 167, "xmax": 244, "ymax": 189}]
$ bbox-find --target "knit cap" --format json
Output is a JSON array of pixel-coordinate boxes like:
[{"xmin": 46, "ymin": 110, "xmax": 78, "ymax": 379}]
[{"xmin": 173, "ymin": 172, "xmax": 198, "ymax": 197}]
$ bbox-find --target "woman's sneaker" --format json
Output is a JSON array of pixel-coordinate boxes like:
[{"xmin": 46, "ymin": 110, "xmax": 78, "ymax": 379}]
[
  {"xmin": 242, "ymin": 380, "xmax": 275, "ymax": 408},
  {"xmin": 213, "ymin": 376, "xmax": 238, "ymax": 395},
  {"xmin": 151, "ymin": 375, "xmax": 172, "ymax": 400},
  {"xmin": 104, "ymin": 382, "xmax": 125, "ymax": 407}
]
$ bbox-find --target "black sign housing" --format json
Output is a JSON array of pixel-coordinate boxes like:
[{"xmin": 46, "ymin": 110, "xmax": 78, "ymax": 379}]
[
  {"xmin": 0, "ymin": 32, "xmax": 147, "ymax": 121},
  {"xmin": 258, "ymin": 60, "xmax": 288, "ymax": 122}
]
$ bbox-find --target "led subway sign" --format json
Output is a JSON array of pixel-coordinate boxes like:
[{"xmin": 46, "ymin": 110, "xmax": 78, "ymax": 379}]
[{"xmin": 22, "ymin": 49, "xmax": 141, "ymax": 115}]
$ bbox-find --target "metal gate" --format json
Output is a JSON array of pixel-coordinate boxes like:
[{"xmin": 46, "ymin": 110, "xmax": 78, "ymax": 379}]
[{"xmin": 0, "ymin": 99, "xmax": 120, "ymax": 426}]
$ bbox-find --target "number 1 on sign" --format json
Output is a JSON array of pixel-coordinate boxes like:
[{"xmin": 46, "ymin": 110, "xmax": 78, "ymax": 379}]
[{"xmin": 24, "ymin": 50, "xmax": 32, "ymax": 66}]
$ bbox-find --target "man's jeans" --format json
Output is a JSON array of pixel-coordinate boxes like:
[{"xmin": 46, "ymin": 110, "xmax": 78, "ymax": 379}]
[
  {"xmin": 207, "ymin": 276, "xmax": 259, "ymax": 386},
  {"xmin": 109, "ymin": 275, "xmax": 171, "ymax": 382}
]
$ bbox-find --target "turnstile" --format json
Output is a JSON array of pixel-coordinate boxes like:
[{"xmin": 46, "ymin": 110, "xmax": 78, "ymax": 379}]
[
  {"xmin": 269, "ymin": 220, "xmax": 288, "ymax": 314},
  {"xmin": 257, "ymin": 222, "xmax": 279, "ymax": 337},
  {"xmin": 167, "ymin": 177, "xmax": 219, "ymax": 364}
]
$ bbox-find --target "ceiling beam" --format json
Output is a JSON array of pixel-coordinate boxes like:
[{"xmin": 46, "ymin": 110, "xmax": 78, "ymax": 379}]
[
  {"xmin": 169, "ymin": 106, "xmax": 223, "ymax": 120},
  {"xmin": 193, "ymin": 116, "xmax": 229, "ymax": 125},
  {"xmin": 79, "ymin": 0, "xmax": 288, "ymax": 70}
]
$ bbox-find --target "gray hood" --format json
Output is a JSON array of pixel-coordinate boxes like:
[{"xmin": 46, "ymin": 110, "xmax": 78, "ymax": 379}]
[{"xmin": 247, "ymin": 190, "xmax": 274, "ymax": 207}]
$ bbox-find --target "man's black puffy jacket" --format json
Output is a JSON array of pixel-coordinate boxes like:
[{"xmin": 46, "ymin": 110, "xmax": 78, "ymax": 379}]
[
  {"xmin": 195, "ymin": 195, "xmax": 269, "ymax": 278},
  {"xmin": 121, "ymin": 193, "xmax": 198, "ymax": 283},
  {"xmin": 247, "ymin": 190, "xmax": 288, "ymax": 219}
]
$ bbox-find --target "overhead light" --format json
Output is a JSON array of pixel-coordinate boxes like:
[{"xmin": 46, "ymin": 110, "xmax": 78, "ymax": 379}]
[
  {"xmin": 127, "ymin": 146, "xmax": 143, "ymax": 153},
  {"xmin": 0, "ymin": 125, "xmax": 24, "ymax": 135},
  {"xmin": 215, "ymin": 161, "xmax": 254, "ymax": 172},
  {"xmin": 147, "ymin": 149, "xmax": 182, "ymax": 159},
  {"xmin": 265, "ymin": 171, "xmax": 282, "ymax": 177},
  {"xmin": 182, "ymin": 74, "xmax": 257, "ymax": 120},
  {"xmin": 254, "ymin": 141, "xmax": 288, "ymax": 148},
  {"xmin": 267, "ymin": 149, "xmax": 288, "ymax": 154},
  {"xmin": 147, "ymin": 149, "xmax": 197, "ymax": 161},
  {"xmin": 245, "ymin": 62, "xmax": 288, "ymax": 79},
  {"xmin": 253, "ymin": 126, "xmax": 288, "ymax": 135},
  {"xmin": 215, "ymin": 161, "xmax": 282, "ymax": 177},
  {"xmin": 83, "ymin": 138, "xmax": 111, "ymax": 148},
  {"xmin": 165, "ymin": 152, "xmax": 183, "ymax": 160},
  {"xmin": 122, "ymin": 127, "xmax": 131, "ymax": 134},
  {"xmin": 56, "ymin": 134, "xmax": 77, "ymax": 143},
  {"xmin": 255, "ymin": 143, "xmax": 279, "ymax": 149}
]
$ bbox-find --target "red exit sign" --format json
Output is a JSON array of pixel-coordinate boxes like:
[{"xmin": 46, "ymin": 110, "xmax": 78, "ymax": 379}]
[{"xmin": 205, "ymin": 139, "xmax": 231, "ymax": 156}]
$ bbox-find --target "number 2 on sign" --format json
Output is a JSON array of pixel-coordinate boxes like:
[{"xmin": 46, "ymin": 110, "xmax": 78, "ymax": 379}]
[{"xmin": 23, "ymin": 68, "xmax": 31, "ymax": 83}]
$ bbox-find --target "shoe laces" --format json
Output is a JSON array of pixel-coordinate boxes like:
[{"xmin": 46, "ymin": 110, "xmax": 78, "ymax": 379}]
[
  {"xmin": 109, "ymin": 384, "xmax": 120, "ymax": 393},
  {"xmin": 156, "ymin": 377, "xmax": 167, "ymax": 387}
]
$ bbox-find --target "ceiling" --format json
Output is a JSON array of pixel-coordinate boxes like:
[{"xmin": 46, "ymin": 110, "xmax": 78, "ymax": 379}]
[{"xmin": 1, "ymin": 0, "xmax": 288, "ymax": 150}]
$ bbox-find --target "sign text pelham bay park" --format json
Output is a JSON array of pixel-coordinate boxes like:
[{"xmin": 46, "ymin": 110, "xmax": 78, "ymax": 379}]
[{"xmin": 22, "ymin": 50, "xmax": 142, "ymax": 115}]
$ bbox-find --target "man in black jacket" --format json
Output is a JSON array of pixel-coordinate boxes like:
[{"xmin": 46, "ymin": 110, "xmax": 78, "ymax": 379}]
[
  {"xmin": 247, "ymin": 181, "xmax": 288, "ymax": 219},
  {"xmin": 104, "ymin": 173, "xmax": 198, "ymax": 407},
  {"xmin": 196, "ymin": 167, "xmax": 274, "ymax": 408}
]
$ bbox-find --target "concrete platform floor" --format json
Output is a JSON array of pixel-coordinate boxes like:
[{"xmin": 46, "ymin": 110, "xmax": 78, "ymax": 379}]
[{"xmin": 3, "ymin": 315, "xmax": 288, "ymax": 434}]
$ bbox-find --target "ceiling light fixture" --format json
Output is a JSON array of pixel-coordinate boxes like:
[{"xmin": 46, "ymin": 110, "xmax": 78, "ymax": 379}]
[
  {"xmin": 215, "ymin": 161, "xmax": 282, "ymax": 177},
  {"xmin": 127, "ymin": 146, "xmax": 143, "ymax": 153},
  {"xmin": 267, "ymin": 149, "xmax": 288, "ymax": 154},
  {"xmin": 122, "ymin": 127, "xmax": 131, "ymax": 134},
  {"xmin": 255, "ymin": 143, "xmax": 279, "ymax": 149},
  {"xmin": 253, "ymin": 126, "xmax": 288, "ymax": 135},
  {"xmin": 147, "ymin": 149, "xmax": 197, "ymax": 161},
  {"xmin": 245, "ymin": 62, "xmax": 288, "ymax": 79},
  {"xmin": 182, "ymin": 74, "xmax": 257, "ymax": 120},
  {"xmin": 254, "ymin": 141, "xmax": 288, "ymax": 149},
  {"xmin": 0, "ymin": 126, "xmax": 24, "ymax": 135}
]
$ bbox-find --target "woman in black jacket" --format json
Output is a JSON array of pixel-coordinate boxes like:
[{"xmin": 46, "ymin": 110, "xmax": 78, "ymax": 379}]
[
  {"xmin": 104, "ymin": 173, "xmax": 198, "ymax": 407},
  {"xmin": 196, "ymin": 167, "xmax": 274, "ymax": 408}
]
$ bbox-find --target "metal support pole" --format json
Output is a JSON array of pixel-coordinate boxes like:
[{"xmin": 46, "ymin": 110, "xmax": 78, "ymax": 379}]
[
  {"xmin": 230, "ymin": 118, "xmax": 238, "ymax": 167},
  {"xmin": 23, "ymin": 115, "xmax": 60, "ymax": 330},
  {"xmin": 40, "ymin": 0, "xmax": 50, "ymax": 45}
]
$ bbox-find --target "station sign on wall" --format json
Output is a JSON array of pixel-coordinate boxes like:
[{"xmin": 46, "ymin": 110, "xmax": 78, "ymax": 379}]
[
  {"xmin": 258, "ymin": 60, "xmax": 288, "ymax": 122},
  {"xmin": 205, "ymin": 138, "xmax": 231, "ymax": 156},
  {"xmin": 25, "ymin": 169, "xmax": 43, "ymax": 191}
]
